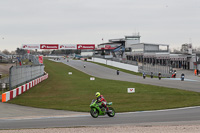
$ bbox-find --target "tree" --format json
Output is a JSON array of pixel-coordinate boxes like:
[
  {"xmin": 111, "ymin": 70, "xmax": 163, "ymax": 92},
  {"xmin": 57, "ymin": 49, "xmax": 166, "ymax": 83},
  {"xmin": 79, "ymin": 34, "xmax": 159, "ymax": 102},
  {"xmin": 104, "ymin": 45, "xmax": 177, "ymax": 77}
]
[
  {"xmin": 2, "ymin": 49, "xmax": 10, "ymax": 55},
  {"xmin": 10, "ymin": 51, "xmax": 16, "ymax": 54},
  {"xmin": 15, "ymin": 48, "xmax": 27, "ymax": 55}
]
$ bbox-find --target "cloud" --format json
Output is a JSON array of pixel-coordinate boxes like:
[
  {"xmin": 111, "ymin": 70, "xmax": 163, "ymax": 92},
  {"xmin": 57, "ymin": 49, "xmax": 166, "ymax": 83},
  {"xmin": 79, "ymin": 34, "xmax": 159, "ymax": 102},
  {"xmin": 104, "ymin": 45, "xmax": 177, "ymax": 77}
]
[{"xmin": 0, "ymin": 0, "xmax": 200, "ymax": 51}]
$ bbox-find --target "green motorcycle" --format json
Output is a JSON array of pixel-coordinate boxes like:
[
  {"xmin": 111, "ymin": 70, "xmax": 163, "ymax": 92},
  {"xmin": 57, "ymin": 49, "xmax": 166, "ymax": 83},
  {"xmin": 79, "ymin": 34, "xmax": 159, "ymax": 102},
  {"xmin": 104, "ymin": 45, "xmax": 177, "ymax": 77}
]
[{"xmin": 90, "ymin": 99, "xmax": 115, "ymax": 118}]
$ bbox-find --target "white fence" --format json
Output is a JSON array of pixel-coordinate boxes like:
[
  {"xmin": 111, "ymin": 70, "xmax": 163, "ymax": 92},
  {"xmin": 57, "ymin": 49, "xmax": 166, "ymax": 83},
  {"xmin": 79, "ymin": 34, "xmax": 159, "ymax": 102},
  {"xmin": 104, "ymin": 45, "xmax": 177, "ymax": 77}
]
[{"xmin": 88, "ymin": 57, "xmax": 138, "ymax": 72}]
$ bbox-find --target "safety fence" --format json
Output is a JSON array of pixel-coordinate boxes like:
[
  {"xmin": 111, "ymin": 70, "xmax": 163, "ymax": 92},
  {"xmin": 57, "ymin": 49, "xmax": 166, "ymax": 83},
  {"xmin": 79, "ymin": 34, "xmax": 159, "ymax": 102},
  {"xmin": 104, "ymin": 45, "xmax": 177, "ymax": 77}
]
[
  {"xmin": 138, "ymin": 63, "xmax": 172, "ymax": 77},
  {"xmin": 9, "ymin": 65, "xmax": 44, "ymax": 90},
  {"xmin": 0, "ymin": 77, "xmax": 9, "ymax": 84},
  {"xmin": 2, "ymin": 74, "xmax": 48, "ymax": 102}
]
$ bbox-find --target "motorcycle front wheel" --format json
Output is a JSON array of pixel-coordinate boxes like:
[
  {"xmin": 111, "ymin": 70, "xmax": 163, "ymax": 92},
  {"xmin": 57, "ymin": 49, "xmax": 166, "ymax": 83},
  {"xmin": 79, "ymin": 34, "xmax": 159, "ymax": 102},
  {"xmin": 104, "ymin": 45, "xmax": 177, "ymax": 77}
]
[
  {"xmin": 90, "ymin": 108, "xmax": 99, "ymax": 118},
  {"xmin": 107, "ymin": 107, "xmax": 115, "ymax": 117}
]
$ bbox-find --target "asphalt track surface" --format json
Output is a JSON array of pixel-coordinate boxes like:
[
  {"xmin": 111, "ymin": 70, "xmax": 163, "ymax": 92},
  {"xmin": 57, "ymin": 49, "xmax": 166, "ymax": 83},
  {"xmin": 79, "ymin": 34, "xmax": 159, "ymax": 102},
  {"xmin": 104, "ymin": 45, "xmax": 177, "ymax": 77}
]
[
  {"xmin": 1, "ymin": 106, "xmax": 200, "ymax": 129},
  {"xmin": 0, "ymin": 59, "xmax": 200, "ymax": 129}
]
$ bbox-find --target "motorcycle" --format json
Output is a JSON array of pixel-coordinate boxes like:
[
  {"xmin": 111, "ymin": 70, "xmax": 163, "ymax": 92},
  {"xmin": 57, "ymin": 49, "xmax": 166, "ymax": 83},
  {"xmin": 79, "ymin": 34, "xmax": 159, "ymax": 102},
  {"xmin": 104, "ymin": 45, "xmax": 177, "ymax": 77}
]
[
  {"xmin": 143, "ymin": 73, "xmax": 146, "ymax": 79},
  {"xmin": 150, "ymin": 72, "xmax": 153, "ymax": 79},
  {"xmin": 117, "ymin": 70, "xmax": 119, "ymax": 75},
  {"xmin": 90, "ymin": 99, "xmax": 115, "ymax": 118},
  {"xmin": 181, "ymin": 75, "xmax": 184, "ymax": 81},
  {"xmin": 158, "ymin": 74, "xmax": 162, "ymax": 80}
]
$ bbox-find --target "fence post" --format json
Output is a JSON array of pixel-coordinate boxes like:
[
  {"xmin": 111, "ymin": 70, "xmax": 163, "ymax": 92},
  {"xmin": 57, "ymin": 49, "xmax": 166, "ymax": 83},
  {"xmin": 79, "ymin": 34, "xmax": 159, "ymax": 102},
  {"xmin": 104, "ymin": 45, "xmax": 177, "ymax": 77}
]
[{"xmin": 9, "ymin": 66, "xmax": 13, "ymax": 90}]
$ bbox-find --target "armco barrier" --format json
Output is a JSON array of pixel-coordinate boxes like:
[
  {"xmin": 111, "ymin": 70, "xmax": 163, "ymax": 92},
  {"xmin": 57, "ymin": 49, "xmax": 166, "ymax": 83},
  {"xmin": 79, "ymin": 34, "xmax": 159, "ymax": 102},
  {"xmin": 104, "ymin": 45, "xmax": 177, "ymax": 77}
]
[{"xmin": 2, "ymin": 74, "xmax": 48, "ymax": 102}]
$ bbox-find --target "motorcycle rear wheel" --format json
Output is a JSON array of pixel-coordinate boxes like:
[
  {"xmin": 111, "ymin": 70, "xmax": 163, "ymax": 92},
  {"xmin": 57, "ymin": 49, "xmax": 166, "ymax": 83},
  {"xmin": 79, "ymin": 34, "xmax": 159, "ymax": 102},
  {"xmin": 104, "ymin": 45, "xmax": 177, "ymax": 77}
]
[
  {"xmin": 107, "ymin": 107, "xmax": 115, "ymax": 117},
  {"xmin": 90, "ymin": 108, "xmax": 99, "ymax": 118}
]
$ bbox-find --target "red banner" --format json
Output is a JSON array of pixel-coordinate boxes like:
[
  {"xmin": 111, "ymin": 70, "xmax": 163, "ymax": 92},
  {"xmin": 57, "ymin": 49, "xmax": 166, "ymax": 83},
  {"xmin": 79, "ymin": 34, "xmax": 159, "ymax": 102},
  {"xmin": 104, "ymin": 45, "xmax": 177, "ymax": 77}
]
[
  {"xmin": 38, "ymin": 56, "xmax": 43, "ymax": 64},
  {"xmin": 40, "ymin": 44, "xmax": 59, "ymax": 49},
  {"xmin": 77, "ymin": 44, "xmax": 95, "ymax": 49}
]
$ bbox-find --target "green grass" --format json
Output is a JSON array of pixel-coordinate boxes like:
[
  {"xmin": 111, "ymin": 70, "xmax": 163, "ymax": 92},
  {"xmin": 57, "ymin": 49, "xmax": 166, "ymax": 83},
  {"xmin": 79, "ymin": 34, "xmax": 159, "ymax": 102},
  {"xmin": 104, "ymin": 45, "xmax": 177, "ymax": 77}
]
[{"xmin": 8, "ymin": 59, "xmax": 200, "ymax": 112}]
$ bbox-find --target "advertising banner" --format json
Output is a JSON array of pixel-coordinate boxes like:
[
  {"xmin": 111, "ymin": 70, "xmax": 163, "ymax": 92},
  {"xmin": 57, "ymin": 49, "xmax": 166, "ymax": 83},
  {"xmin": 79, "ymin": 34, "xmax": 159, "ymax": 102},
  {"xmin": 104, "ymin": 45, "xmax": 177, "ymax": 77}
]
[
  {"xmin": 38, "ymin": 55, "xmax": 43, "ymax": 64},
  {"xmin": 22, "ymin": 44, "xmax": 95, "ymax": 50},
  {"xmin": 59, "ymin": 44, "xmax": 77, "ymax": 49},
  {"xmin": 22, "ymin": 44, "xmax": 40, "ymax": 49},
  {"xmin": 77, "ymin": 44, "xmax": 95, "ymax": 49},
  {"xmin": 40, "ymin": 44, "xmax": 59, "ymax": 49}
]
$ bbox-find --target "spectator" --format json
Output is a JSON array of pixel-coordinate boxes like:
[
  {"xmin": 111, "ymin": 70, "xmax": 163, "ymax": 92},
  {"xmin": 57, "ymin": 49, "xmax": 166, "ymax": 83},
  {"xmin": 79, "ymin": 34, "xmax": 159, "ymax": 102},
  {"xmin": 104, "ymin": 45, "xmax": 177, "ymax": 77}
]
[{"xmin": 194, "ymin": 69, "xmax": 197, "ymax": 76}]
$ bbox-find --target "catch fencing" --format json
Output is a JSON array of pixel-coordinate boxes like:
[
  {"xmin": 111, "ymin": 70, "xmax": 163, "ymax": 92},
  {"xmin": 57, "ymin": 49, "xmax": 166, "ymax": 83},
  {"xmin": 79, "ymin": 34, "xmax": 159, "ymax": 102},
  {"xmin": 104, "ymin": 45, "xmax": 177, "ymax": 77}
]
[
  {"xmin": 9, "ymin": 65, "xmax": 44, "ymax": 90},
  {"xmin": 138, "ymin": 63, "xmax": 172, "ymax": 77},
  {"xmin": 0, "ymin": 77, "xmax": 9, "ymax": 84}
]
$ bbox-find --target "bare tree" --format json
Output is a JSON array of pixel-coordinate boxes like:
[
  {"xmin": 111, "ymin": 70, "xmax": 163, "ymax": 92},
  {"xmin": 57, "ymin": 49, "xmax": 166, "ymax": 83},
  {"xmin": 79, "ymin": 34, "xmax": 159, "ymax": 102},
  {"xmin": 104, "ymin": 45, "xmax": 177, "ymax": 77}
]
[{"xmin": 2, "ymin": 49, "xmax": 10, "ymax": 55}]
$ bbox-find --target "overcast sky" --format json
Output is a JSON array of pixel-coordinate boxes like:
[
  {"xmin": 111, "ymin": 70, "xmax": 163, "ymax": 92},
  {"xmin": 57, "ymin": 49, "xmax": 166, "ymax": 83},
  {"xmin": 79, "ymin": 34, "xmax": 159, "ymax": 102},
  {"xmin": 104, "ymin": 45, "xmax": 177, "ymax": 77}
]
[{"xmin": 0, "ymin": 0, "xmax": 200, "ymax": 51}]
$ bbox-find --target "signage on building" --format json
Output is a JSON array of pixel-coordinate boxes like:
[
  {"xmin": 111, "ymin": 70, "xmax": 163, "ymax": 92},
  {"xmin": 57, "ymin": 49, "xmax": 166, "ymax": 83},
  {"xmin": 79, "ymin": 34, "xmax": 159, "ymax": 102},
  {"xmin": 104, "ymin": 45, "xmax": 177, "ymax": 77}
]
[
  {"xmin": 40, "ymin": 44, "xmax": 59, "ymax": 49},
  {"xmin": 77, "ymin": 44, "xmax": 95, "ymax": 49},
  {"xmin": 105, "ymin": 45, "xmax": 111, "ymax": 49}
]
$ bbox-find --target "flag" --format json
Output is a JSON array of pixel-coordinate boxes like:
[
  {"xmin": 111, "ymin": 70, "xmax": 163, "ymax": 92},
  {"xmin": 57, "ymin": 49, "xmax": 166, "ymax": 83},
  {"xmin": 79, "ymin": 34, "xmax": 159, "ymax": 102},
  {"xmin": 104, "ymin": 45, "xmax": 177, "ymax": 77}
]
[
  {"xmin": 38, "ymin": 56, "xmax": 43, "ymax": 64},
  {"xmin": 17, "ymin": 57, "xmax": 22, "ymax": 66}
]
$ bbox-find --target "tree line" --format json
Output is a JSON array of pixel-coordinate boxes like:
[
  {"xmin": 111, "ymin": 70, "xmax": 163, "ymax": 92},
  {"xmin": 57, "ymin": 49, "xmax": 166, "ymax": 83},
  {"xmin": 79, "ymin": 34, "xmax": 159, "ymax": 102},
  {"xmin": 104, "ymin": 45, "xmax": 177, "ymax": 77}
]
[{"xmin": 0, "ymin": 48, "xmax": 81, "ymax": 55}]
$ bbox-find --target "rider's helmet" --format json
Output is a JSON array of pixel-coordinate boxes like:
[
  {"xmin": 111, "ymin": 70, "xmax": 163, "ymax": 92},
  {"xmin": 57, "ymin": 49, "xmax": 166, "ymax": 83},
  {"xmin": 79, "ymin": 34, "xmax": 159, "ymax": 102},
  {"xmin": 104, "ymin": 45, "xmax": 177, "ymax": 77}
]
[{"xmin": 95, "ymin": 92, "xmax": 100, "ymax": 98}]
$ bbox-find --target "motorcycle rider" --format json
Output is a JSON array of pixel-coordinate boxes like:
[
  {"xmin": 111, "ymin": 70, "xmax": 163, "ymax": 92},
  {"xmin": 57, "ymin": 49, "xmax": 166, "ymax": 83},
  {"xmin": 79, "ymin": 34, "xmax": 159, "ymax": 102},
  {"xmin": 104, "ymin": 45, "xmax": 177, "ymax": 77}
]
[
  {"xmin": 158, "ymin": 72, "xmax": 162, "ymax": 80},
  {"xmin": 95, "ymin": 92, "xmax": 111, "ymax": 113},
  {"xmin": 143, "ymin": 72, "xmax": 146, "ymax": 79},
  {"xmin": 181, "ymin": 73, "xmax": 185, "ymax": 81},
  {"xmin": 116, "ymin": 70, "xmax": 119, "ymax": 75},
  {"xmin": 150, "ymin": 72, "xmax": 153, "ymax": 78}
]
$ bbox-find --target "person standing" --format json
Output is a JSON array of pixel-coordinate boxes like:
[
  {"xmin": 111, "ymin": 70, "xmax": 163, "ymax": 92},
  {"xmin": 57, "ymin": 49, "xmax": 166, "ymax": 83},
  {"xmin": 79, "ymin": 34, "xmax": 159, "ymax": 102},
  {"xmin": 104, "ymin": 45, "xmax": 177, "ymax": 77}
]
[
  {"xmin": 197, "ymin": 69, "xmax": 199, "ymax": 75},
  {"xmin": 194, "ymin": 69, "xmax": 197, "ymax": 76}
]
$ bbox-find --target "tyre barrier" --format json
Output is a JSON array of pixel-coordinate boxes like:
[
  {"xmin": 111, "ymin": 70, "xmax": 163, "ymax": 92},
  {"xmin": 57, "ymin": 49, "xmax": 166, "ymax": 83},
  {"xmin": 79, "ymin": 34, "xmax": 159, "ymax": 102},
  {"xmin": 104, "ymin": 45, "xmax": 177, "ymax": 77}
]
[{"xmin": 1, "ymin": 74, "xmax": 48, "ymax": 102}]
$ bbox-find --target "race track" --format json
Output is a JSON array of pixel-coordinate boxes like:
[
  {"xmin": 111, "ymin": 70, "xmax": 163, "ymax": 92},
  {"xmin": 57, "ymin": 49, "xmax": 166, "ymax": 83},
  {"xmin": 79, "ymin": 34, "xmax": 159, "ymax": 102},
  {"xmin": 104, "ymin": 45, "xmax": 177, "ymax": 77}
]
[
  {"xmin": 1, "ymin": 106, "xmax": 200, "ymax": 129},
  {"xmin": 0, "ymin": 59, "xmax": 200, "ymax": 129}
]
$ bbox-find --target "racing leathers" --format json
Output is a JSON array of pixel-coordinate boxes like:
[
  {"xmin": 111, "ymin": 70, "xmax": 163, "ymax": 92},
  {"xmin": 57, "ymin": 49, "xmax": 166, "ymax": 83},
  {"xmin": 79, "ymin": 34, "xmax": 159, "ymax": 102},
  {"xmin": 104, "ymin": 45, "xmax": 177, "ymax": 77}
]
[{"xmin": 97, "ymin": 95, "xmax": 109, "ymax": 111}]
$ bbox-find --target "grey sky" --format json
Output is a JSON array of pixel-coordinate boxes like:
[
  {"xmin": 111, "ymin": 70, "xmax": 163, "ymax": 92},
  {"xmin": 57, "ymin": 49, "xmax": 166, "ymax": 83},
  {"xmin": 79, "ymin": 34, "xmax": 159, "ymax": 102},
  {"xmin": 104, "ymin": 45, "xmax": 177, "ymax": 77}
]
[{"xmin": 0, "ymin": 0, "xmax": 200, "ymax": 51}]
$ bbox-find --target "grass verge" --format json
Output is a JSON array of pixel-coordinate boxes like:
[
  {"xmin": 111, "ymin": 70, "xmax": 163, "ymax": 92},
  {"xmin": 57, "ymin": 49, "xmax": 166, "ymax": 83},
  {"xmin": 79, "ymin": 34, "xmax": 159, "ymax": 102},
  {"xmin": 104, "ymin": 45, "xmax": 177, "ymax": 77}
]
[{"xmin": 8, "ymin": 59, "xmax": 200, "ymax": 112}]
